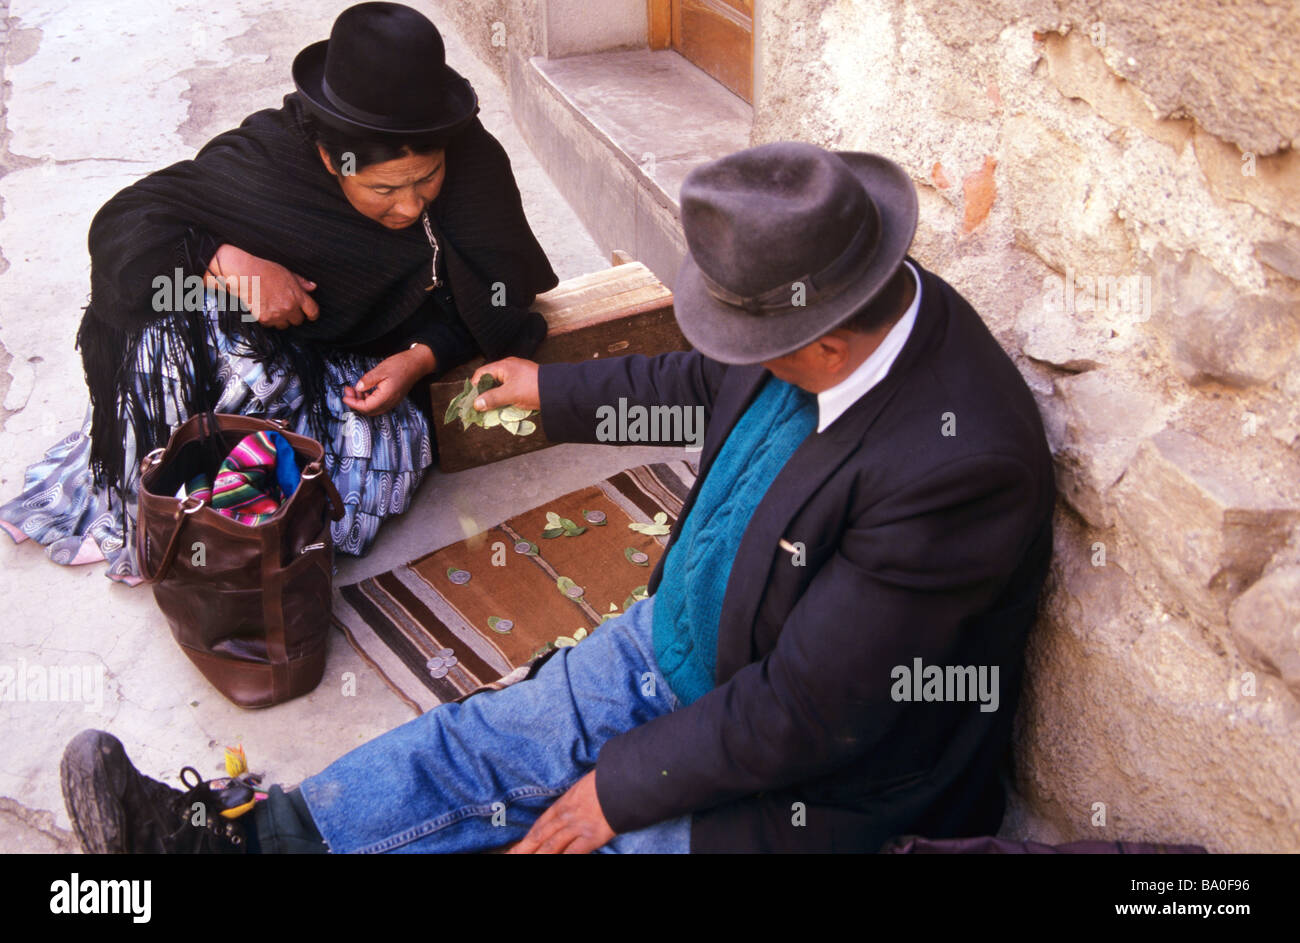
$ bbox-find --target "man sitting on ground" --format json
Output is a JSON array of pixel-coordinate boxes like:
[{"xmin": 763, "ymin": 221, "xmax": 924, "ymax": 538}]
[{"xmin": 62, "ymin": 142, "xmax": 1055, "ymax": 854}]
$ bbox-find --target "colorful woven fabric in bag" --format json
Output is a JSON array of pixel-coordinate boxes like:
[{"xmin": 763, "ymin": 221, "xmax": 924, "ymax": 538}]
[{"xmin": 182, "ymin": 430, "xmax": 302, "ymax": 525}]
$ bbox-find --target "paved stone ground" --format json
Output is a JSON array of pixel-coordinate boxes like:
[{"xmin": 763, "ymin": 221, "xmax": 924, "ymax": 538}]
[{"xmin": 0, "ymin": 0, "xmax": 682, "ymax": 852}]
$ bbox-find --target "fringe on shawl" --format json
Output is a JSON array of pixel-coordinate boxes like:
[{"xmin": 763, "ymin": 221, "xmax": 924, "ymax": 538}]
[{"xmin": 76, "ymin": 298, "xmax": 344, "ymax": 508}]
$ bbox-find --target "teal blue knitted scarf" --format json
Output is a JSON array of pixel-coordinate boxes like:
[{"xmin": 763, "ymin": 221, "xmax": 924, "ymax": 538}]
[{"xmin": 653, "ymin": 376, "xmax": 818, "ymax": 705}]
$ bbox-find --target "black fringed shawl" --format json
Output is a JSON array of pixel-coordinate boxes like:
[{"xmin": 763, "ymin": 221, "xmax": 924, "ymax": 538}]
[{"xmin": 78, "ymin": 92, "xmax": 557, "ymax": 500}]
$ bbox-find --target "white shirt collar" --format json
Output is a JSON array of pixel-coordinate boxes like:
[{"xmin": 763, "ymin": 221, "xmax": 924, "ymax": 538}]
[{"xmin": 815, "ymin": 260, "xmax": 921, "ymax": 433}]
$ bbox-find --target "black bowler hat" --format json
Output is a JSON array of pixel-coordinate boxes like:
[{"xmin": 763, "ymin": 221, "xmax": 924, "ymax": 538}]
[
  {"xmin": 674, "ymin": 142, "xmax": 919, "ymax": 364},
  {"xmin": 292, "ymin": 2, "xmax": 479, "ymax": 135}
]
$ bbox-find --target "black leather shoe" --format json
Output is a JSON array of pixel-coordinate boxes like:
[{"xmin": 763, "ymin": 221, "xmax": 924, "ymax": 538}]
[{"xmin": 61, "ymin": 729, "xmax": 248, "ymax": 854}]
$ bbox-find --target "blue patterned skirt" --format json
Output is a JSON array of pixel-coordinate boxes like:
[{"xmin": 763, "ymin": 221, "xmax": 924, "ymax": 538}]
[{"xmin": 0, "ymin": 296, "xmax": 433, "ymax": 584}]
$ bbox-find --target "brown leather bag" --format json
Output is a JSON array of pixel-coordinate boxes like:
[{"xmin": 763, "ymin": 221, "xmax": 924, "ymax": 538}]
[{"xmin": 136, "ymin": 413, "xmax": 345, "ymax": 709}]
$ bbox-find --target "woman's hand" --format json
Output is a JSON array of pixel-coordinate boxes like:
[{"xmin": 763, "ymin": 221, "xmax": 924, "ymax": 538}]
[
  {"xmin": 205, "ymin": 243, "xmax": 320, "ymax": 329},
  {"xmin": 470, "ymin": 357, "xmax": 541, "ymax": 412},
  {"xmin": 343, "ymin": 345, "xmax": 436, "ymax": 416}
]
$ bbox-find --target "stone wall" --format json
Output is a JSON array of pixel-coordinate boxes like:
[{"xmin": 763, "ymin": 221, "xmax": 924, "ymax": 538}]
[{"xmin": 754, "ymin": 0, "xmax": 1300, "ymax": 851}]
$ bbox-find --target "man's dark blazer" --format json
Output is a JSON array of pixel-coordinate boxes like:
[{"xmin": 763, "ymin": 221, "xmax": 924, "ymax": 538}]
[{"xmin": 536, "ymin": 260, "xmax": 1055, "ymax": 853}]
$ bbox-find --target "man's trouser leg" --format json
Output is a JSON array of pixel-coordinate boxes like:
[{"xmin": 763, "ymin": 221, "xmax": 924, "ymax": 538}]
[
  {"xmin": 250, "ymin": 785, "xmax": 328, "ymax": 853},
  {"xmin": 298, "ymin": 595, "xmax": 689, "ymax": 853}
]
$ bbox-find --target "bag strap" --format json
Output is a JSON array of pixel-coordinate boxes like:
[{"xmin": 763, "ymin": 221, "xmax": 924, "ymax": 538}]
[
  {"xmin": 136, "ymin": 495, "xmax": 205, "ymax": 584},
  {"xmin": 301, "ymin": 458, "xmax": 346, "ymax": 522}
]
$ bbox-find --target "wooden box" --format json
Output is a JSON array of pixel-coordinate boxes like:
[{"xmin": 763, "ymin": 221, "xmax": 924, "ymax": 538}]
[{"xmin": 429, "ymin": 259, "xmax": 688, "ymax": 473}]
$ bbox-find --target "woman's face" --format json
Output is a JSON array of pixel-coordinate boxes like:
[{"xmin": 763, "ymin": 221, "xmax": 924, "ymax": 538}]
[{"xmin": 318, "ymin": 145, "xmax": 446, "ymax": 230}]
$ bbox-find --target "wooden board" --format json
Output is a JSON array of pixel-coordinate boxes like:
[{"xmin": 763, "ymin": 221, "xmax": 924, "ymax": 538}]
[{"xmin": 430, "ymin": 261, "xmax": 688, "ymax": 473}]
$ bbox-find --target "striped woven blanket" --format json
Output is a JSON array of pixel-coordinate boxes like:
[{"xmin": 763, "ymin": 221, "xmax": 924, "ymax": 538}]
[{"xmin": 333, "ymin": 461, "xmax": 697, "ymax": 714}]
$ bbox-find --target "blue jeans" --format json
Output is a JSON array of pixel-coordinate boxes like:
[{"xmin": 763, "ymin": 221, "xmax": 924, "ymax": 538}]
[{"xmin": 300, "ymin": 596, "xmax": 690, "ymax": 853}]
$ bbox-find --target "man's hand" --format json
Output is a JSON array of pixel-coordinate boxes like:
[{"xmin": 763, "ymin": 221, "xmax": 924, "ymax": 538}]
[
  {"xmin": 205, "ymin": 243, "xmax": 320, "ymax": 329},
  {"xmin": 343, "ymin": 345, "xmax": 435, "ymax": 416},
  {"xmin": 507, "ymin": 770, "xmax": 615, "ymax": 854},
  {"xmin": 470, "ymin": 357, "xmax": 540, "ymax": 413}
]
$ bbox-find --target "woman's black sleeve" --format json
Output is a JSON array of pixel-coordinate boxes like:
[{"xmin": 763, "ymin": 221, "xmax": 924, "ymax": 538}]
[{"xmin": 391, "ymin": 291, "xmax": 480, "ymax": 377}]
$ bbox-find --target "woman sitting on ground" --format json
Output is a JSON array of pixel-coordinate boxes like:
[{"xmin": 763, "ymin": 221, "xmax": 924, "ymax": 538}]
[{"xmin": 0, "ymin": 3, "xmax": 556, "ymax": 582}]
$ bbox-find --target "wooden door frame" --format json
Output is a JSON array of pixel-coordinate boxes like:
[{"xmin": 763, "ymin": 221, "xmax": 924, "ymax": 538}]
[
  {"xmin": 648, "ymin": 0, "xmax": 755, "ymax": 101},
  {"xmin": 648, "ymin": 0, "xmax": 673, "ymax": 50}
]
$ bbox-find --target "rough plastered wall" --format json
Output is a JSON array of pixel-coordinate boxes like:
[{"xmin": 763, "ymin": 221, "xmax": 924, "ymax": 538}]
[
  {"xmin": 426, "ymin": 0, "xmax": 541, "ymax": 81},
  {"xmin": 754, "ymin": 0, "xmax": 1300, "ymax": 851}
]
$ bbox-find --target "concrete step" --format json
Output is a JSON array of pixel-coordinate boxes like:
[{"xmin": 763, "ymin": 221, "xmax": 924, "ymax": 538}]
[{"xmin": 510, "ymin": 48, "xmax": 752, "ymax": 290}]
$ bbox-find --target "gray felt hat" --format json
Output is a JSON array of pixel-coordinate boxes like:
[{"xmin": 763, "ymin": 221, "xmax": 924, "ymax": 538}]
[{"xmin": 674, "ymin": 142, "xmax": 919, "ymax": 364}]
